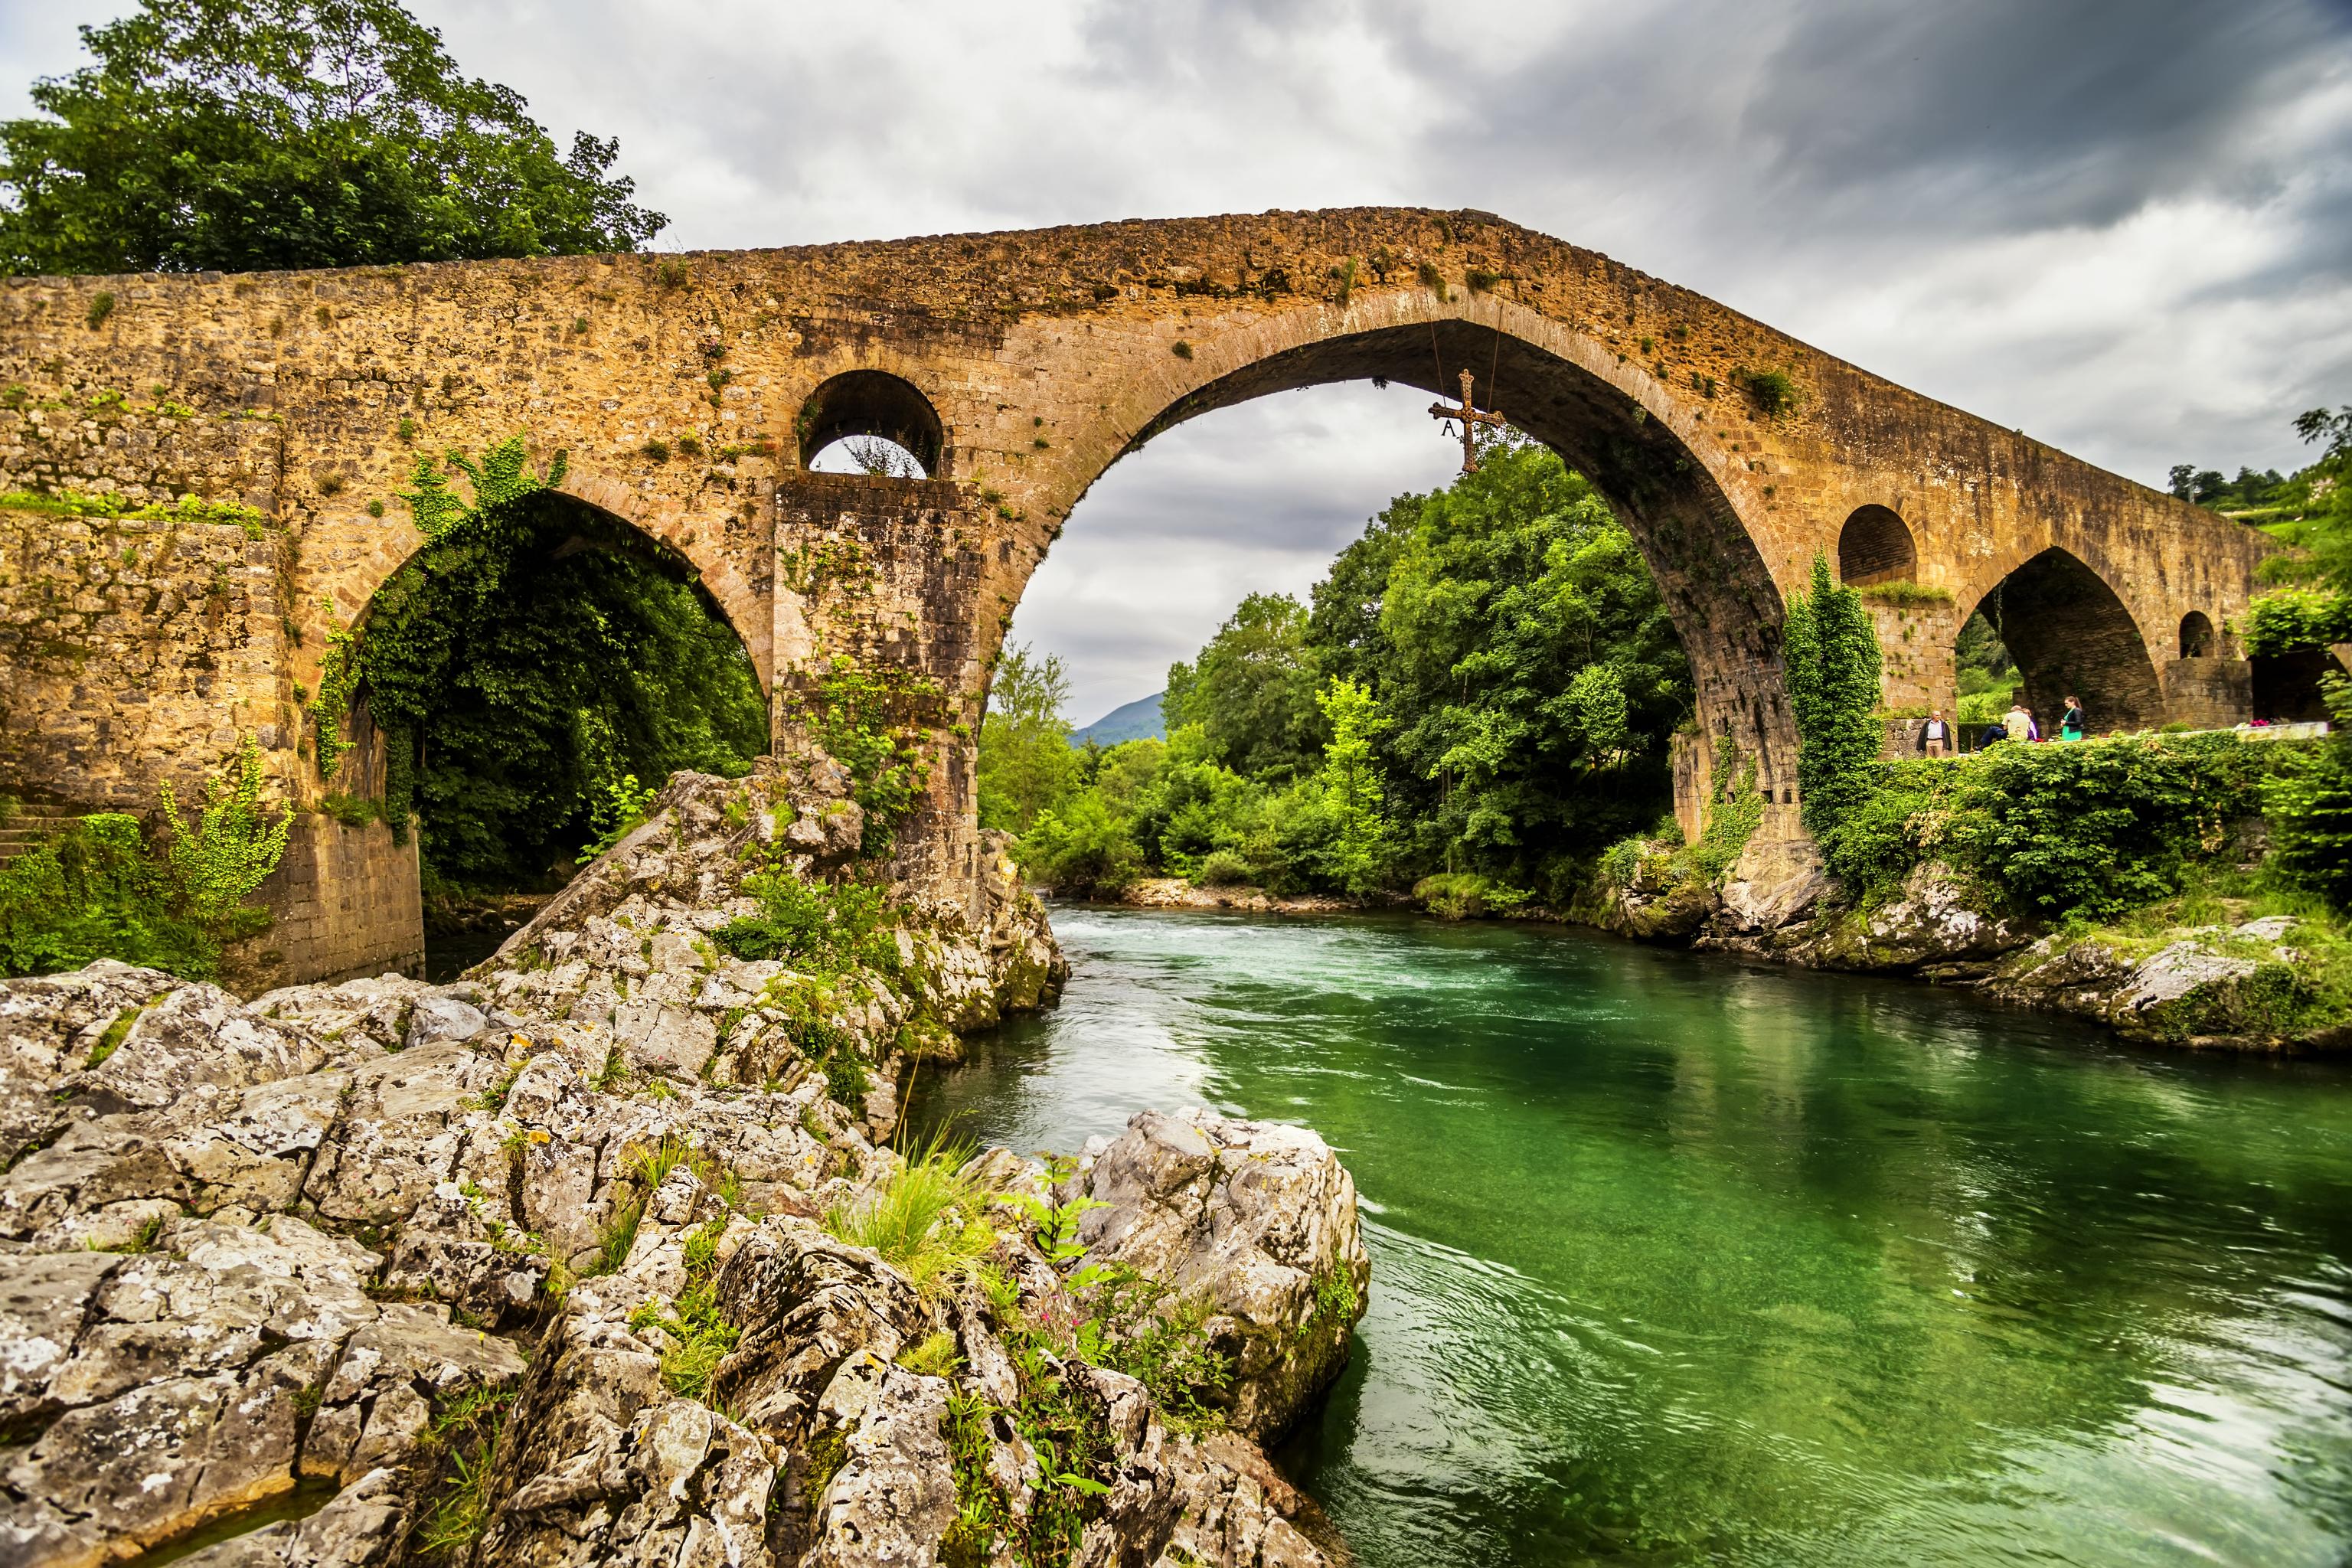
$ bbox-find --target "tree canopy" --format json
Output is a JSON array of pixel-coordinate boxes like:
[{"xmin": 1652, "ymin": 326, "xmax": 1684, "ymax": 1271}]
[
  {"xmin": 0, "ymin": 0, "xmax": 664, "ymax": 275},
  {"xmin": 1005, "ymin": 437, "xmax": 1694, "ymax": 905}
]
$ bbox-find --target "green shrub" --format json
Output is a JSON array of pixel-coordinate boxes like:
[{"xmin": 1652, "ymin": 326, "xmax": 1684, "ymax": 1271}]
[
  {"xmin": 0, "ymin": 739, "xmax": 289, "ymax": 980},
  {"xmin": 2266, "ymin": 678, "xmax": 2352, "ymax": 904},
  {"xmin": 1413, "ymin": 872, "xmax": 1530, "ymax": 920},
  {"xmin": 712, "ymin": 868, "xmax": 898, "ymax": 977},
  {"xmin": 1944, "ymin": 733, "xmax": 2272, "ymax": 918},
  {"xmin": 2244, "ymin": 588, "xmax": 2352, "ymax": 656},
  {"xmin": 1783, "ymin": 554, "xmax": 1886, "ymax": 838},
  {"xmin": 160, "ymin": 734, "xmax": 290, "ymax": 934},
  {"xmin": 1193, "ymin": 849, "xmax": 1252, "ymax": 887},
  {"xmin": 579, "ymin": 771, "xmax": 658, "ymax": 861},
  {"xmin": 1017, "ymin": 793, "xmax": 1145, "ymax": 894}
]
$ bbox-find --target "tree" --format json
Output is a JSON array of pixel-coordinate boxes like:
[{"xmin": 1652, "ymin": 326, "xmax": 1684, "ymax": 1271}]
[
  {"xmin": 1311, "ymin": 677, "xmax": 1393, "ymax": 895},
  {"xmin": 1165, "ymin": 593, "xmax": 1326, "ymax": 780},
  {"xmin": 1352, "ymin": 439, "xmax": 1689, "ymax": 889},
  {"xmin": 975, "ymin": 644, "xmax": 1081, "ymax": 836},
  {"xmin": 0, "ymin": 0, "xmax": 664, "ymax": 275},
  {"xmin": 1782, "ymin": 554, "xmax": 1884, "ymax": 840}
]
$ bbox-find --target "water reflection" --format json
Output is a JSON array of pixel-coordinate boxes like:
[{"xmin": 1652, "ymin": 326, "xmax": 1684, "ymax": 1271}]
[{"xmin": 913, "ymin": 906, "xmax": 2352, "ymax": 1567}]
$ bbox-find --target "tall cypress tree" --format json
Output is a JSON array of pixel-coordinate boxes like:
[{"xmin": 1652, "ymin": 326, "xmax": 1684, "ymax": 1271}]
[{"xmin": 1782, "ymin": 554, "xmax": 1885, "ymax": 837}]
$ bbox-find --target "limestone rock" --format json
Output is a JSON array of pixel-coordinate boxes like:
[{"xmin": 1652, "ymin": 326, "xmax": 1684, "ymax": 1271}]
[
  {"xmin": 1719, "ymin": 833, "xmax": 1832, "ymax": 933},
  {"xmin": 1795, "ymin": 863, "xmax": 2023, "ymax": 974},
  {"xmin": 1073, "ymin": 1109, "xmax": 1369, "ymax": 1442}
]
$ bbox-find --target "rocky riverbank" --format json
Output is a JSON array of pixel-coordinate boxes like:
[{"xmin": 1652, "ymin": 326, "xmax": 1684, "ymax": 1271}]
[
  {"xmin": 1583, "ymin": 847, "xmax": 2351, "ymax": 1052},
  {"xmin": 0, "ymin": 769, "xmax": 1370, "ymax": 1567}
]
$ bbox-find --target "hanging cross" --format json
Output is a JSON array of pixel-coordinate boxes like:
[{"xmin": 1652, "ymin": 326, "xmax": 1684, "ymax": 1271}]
[{"xmin": 1429, "ymin": 368, "xmax": 1506, "ymax": 472}]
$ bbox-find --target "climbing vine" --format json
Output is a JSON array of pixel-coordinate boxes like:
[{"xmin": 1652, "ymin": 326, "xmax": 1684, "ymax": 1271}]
[
  {"xmin": 345, "ymin": 434, "xmax": 766, "ymax": 888},
  {"xmin": 787, "ymin": 655, "xmax": 944, "ymax": 858},
  {"xmin": 309, "ymin": 608, "xmax": 361, "ymax": 779},
  {"xmin": 1782, "ymin": 552, "xmax": 1884, "ymax": 839}
]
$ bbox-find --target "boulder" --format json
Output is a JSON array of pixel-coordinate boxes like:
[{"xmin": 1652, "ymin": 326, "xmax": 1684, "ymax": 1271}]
[{"xmin": 1073, "ymin": 1109, "xmax": 1370, "ymax": 1442}]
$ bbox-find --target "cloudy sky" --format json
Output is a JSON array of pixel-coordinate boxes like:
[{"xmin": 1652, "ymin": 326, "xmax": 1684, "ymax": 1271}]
[{"xmin": 8, "ymin": 2, "xmax": 2350, "ymax": 721}]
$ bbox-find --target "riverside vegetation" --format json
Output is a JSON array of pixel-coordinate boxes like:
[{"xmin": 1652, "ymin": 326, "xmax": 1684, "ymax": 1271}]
[{"xmin": 985, "ymin": 418, "xmax": 2352, "ymax": 1047}]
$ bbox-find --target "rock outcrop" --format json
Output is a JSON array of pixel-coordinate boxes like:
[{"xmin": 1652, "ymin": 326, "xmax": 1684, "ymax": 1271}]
[{"xmin": 0, "ymin": 768, "xmax": 1367, "ymax": 1566}]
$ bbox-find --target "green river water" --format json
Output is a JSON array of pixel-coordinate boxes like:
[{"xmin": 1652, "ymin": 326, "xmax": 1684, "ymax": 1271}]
[{"xmin": 908, "ymin": 906, "xmax": 2352, "ymax": 1568}]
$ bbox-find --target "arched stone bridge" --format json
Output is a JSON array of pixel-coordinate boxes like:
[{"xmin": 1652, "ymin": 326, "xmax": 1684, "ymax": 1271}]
[{"xmin": 0, "ymin": 207, "xmax": 2271, "ymax": 983}]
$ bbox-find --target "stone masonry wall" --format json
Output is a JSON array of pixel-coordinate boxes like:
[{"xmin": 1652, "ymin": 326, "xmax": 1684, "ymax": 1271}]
[{"xmin": 0, "ymin": 207, "xmax": 2285, "ymax": 959}]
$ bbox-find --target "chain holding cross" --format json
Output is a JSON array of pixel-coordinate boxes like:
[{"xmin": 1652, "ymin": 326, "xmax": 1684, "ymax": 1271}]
[{"xmin": 1429, "ymin": 368, "xmax": 1506, "ymax": 472}]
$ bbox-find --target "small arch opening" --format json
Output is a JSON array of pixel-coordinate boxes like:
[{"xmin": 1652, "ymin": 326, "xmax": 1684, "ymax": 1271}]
[
  {"xmin": 796, "ymin": 370, "xmax": 942, "ymax": 477},
  {"xmin": 2179, "ymin": 610, "xmax": 2216, "ymax": 658},
  {"xmin": 1838, "ymin": 504, "xmax": 1917, "ymax": 586}
]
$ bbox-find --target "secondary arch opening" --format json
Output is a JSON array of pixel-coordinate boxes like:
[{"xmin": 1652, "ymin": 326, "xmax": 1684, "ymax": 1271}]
[
  {"xmin": 1838, "ymin": 505, "xmax": 1917, "ymax": 586},
  {"xmin": 2179, "ymin": 610, "xmax": 2216, "ymax": 658},
  {"xmin": 1958, "ymin": 548, "xmax": 2161, "ymax": 737},
  {"xmin": 331, "ymin": 485, "xmax": 769, "ymax": 971},
  {"xmin": 798, "ymin": 370, "xmax": 943, "ymax": 477}
]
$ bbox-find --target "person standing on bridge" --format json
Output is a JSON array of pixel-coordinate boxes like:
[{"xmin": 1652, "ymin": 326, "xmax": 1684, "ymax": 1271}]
[
  {"xmin": 1917, "ymin": 710, "xmax": 1952, "ymax": 756},
  {"xmin": 2060, "ymin": 694, "xmax": 2086, "ymax": 740}
]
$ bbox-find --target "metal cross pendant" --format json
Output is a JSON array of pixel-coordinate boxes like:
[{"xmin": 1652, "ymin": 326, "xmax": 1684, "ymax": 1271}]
[{"xmin": 1429, "ymin": 368, "xmax": 1507, "ymax": 472}]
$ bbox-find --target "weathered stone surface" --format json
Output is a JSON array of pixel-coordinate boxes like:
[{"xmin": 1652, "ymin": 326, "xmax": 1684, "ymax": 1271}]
[
  {"xmin": 1074, "ymin": 1109, "xmax": 1370, "ymax": 1442},
  {"xmin": 1720, "ymin": 833, "xmax": 1834, "ymax": 934},
  {"xmin": 0, "ymin": 791, "xmax": 1354, "ymax": 1568},
  {"xmin": 0, "ymin": 211, "xmax": 2270, "ymax": 988}
]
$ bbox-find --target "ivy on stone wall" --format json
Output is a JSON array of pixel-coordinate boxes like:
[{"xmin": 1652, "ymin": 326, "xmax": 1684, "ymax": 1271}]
[
  {"xmin": 788, "ymin": 656, "xmax": 944, "ymax": 859},
  {"xmin": 1782, "ymin": 553, "xmax": 1885, "ymax": 840}
]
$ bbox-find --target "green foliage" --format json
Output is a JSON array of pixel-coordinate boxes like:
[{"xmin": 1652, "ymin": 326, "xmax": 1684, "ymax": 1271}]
[
  {"xmin": 1782, "ymin": 554, "xmax": 1884, "ymax": 836},
  {"xmin": 1684, "ymin": 746, "xmax": 1764, "ymax": 886},
  {"xmin": 975, "ymin": 643, "xmax": 1080, "ymax": 835},
  {"xmin": 1164, "ymin": 593, "xmax": 1326, "ymax": 780},
  {"xmin": 791, "ymin": 657, "xmax": 942, "ymax": 857},
  {"xmin": 2243, "ymin": 586, "xmax": 2352, "ymax": 658},
  {"xmin": 361, "ymin": 454, "xmax": 765, "ymax": 889},
  {"xmin": 417, "ymin": 1387, "xmax": 514, "ymax": 1557},
  {"xmin": 0, "ymin": 0, "xmax": 664, "ymax": 275},
  {"xmin": 991, "ymin": 441, "xmax": 1689, "ymax": 906},
  {"xmin": 159, "ymin": 733, "xmax": 291, "ymax": 931},
  {"xmin": 711, "ymin": 867, "xmax": 898, "ymax": 978},
  {"xmin": 2265, "ymin": 678, "xmax": 2352, "ymax": 905},
  {"xmin": 0, "ymin": 486, "xmax": 269, "ymax": 537},
  {"xmin": 0, "ymin": 741, "xmax": 289, "ymax": 980},
  {"xmin": 821, "ymin": 1139, "xmax": 995, "ymax": 1299},
  {"xmin": 627, "ymin": 1220, "xmax": 740, "ymax": 1398},
  {"xmin": 1014, "ymin": 789, "xmax": 1146, "ymax": 895},
  {"xmin": 1821, "ymin": 732, "xmax": 2304, "ymax": 920},
  {"xmin": 309, "ymin": 616, "xmax": 361, "ymax": 779},
  {"xmin": 579, "ymin": 772, "xmax": 657, "ymax": 862},
  {"xmin": 1733, "ymin": 366, "xmax": 1799, "ymax": 416},
  {"xmin": 1413, "ymin": 871, "xmax": 1530, "ymax": 920}
]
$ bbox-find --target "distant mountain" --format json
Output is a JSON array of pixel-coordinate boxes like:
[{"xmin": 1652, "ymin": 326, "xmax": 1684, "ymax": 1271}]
[{"xmin": 1071, "ymin": 691, "xmax": 1165, "ymax": 746}]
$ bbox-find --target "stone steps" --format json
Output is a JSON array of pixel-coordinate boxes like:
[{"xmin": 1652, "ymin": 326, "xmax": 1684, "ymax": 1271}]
[{"xmin": 0, "ymin": 810, "xmax": 97, "ymax": 867}]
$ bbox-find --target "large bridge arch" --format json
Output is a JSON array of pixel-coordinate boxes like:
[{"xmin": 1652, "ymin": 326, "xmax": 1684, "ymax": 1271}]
[
  {"xmin": 988, "ymin": 292, "xmax": 1811, "ymax": 831},
  {"xmin": 290, "ymin": 461, "xmax": 777, "ymax": 709}
]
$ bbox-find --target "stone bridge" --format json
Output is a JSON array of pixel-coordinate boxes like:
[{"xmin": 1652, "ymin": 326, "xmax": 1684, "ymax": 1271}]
[{"xmin": 0, "ymin": 207, "xmax": 2272, "ymax": 985}]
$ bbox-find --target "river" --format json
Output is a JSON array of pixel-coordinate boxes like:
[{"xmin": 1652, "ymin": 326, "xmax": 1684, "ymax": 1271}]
[{"xmin": 906, "ymin": 906, "xmax": 2352, "ymax": 1568}]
